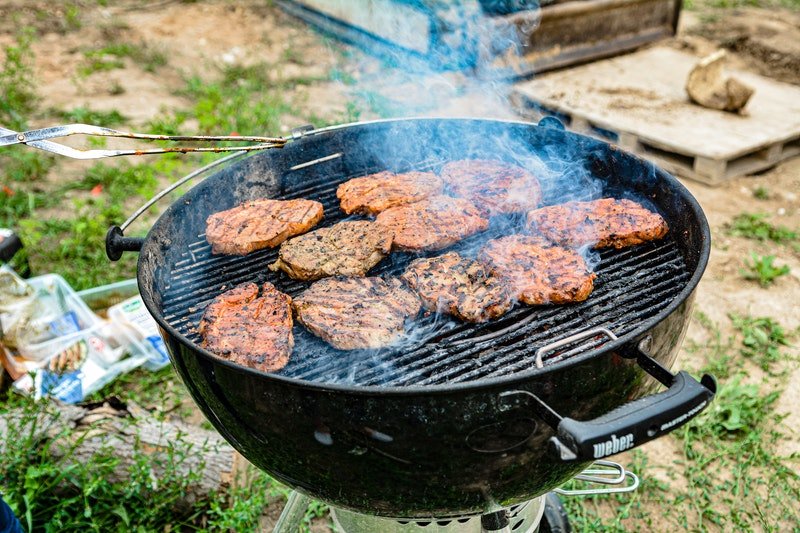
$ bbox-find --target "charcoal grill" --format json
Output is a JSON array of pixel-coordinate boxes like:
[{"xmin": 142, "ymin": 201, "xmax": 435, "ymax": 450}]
[{"xmin": 104, "ymin": 117, "xmax": 716, "ymax": 517}]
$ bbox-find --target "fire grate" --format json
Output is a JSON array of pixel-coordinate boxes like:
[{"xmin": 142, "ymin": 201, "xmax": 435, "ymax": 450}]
[{"xmin": 159, "ymin": 158, "xmax": 690, "ymax": 387}]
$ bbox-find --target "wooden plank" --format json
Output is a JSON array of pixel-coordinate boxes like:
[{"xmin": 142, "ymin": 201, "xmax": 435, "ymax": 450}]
[{"xmin": 512, "ymin": 47, "xmax": 800, "ymax": 183}]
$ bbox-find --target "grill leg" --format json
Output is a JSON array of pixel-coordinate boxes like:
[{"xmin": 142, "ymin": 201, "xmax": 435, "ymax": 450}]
[{"xmin": 272, "ymin": 491, "xmax": 310, "ymax": 533}]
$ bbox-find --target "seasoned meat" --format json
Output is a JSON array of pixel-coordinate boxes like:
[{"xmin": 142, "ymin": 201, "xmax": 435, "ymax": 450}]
[
  {"xmin": 269, "ymin": 220, "xmax": 393, "ymax": 281},
  {"xmin": 401, "ymin": 252, "xmax": 512, "ymax": 322},
  {"xmin": 199, "ymin": 282, "xmax": 294, "ymax": 372},
  {"xmin": 205, "ymin": 198, "xmax": 324, "ymax": 255},
  {"xmin": 293, "ymin": 277, "xmax": 421, "ymax": 350},
  {"xmin": 480, "ymin": 235, "xmax": 596, "ymax": 305},
  {"xmin": 375, "ymin": 195, "xmax": 489, "ymax": 251},
  {"xmin": 337, "ymin": 171, "xmax": 444, "ymax": 215},
  {"xmin": 526, "ymin": 198, "xmax": 669, "ymax": 249},
  {"xmin": 440, "ymin": 159, "xmax": 542, "ymax": 216}
]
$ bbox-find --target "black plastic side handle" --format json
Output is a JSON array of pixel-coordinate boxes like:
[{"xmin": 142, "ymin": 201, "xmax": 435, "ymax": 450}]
[
  {"xmin": 106, "ymin": 226, "xmax": 144, "ymax": 261},
  {"xmin": 549, "ymin": 371, "xmax": 717, "ymax": 462}
]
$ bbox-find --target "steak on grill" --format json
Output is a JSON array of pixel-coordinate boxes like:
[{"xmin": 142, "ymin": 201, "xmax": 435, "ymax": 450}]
[
  {"xmin": 293, "ymin": 277, "xmax": 421, "ymax": 350},
  {"xmin": 199, "ymin": 282, "xmax": 294, "ymax": 372},
  {"xmin": 269, "ymin": 220, "xmax": 393, "ymax": 281},
  {"xmin": 439, "ymin": 159, "xmax": 542, "ymax": 216},
  {"xmin": 526, "ymin": 198, "xmax": 669, "ymax": 249},
  {"xmin": 401, "ymin": 252, "xmax": 512, "ymax": 322},
  {"xmin": 480, "ymin": 235, "xmax": 596, "ymax": 305},
  {"xmin": 375, "ymin": 195, "xmax": 489, "ymax": 251},
  {"xmin": 205, "ymin": 198, "xmax": 324, "ymax": 255},
  {"xmin": 337, "ymin": 171, "xmax": 444, "ymax": 216}
]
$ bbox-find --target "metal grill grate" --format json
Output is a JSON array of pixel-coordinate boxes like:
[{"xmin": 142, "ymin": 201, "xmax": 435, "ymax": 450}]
[{"xmin": 159, "ymin": 158, "xmax": 690, "ymax": 387}]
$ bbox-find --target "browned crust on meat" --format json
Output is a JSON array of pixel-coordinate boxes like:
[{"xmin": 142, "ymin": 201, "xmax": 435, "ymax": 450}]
[
  {"xmin": 401, "ymin": 252, "xmax": 512, "ymax": 322},
  {"xmin": 269, "ymin": 220, "xmax": 393, "ymax": 281},
  {"xmin": 337, "ymin": 171, "xmax": 444, "ymax": 215},
  {"xmin": 480, "ymin": 235, "xmax": 596, "ymax": 305},
  {"xmin": 440, "ymin": 159, "xmax": 542, "ymax": 216},
  {"xmin": 526, "ymin": 198, "xmax": 669, "ymax": 249},
  {"xmin": 205, "ymin": 198, "xmax": 324, "ymax": 255},
  {"xmin": 293, "ymin": 277, "xmax": 421, "ymax": 350},
  {"xmin": 199, "ymin": 282, "xmax": 294, "ymax": 372},
  {"xmin": 375, "ymin": 195, "xmax": 489, "ymax": 251}
]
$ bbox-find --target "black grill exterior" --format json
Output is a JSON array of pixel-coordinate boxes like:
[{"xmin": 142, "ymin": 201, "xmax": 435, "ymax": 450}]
[{"xmin": 131, "ymin": 118, "xmax": 713, "ymax": 517}]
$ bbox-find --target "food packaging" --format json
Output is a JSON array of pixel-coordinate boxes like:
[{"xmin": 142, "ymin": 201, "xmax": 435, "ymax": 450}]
[{"xmin": 108, "ymin": 296, "xmax": 170, "ymax": 370}]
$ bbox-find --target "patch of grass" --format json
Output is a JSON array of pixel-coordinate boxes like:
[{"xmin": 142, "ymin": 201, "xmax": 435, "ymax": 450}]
[
  {"xmin": 0, "ymin": 188, "xmax": 57, "ymax": 228},
  {"xmin": 54, "ymin": 107, "xmax": 128, "ymax": 127},
  {"xmin": 80, "ymin": 42, "xmax": 168, "ymax": 76},
  {"xmin": 730, "ymin": 314, "xmax": 792, "ymax": 372},
  {"xmin": 726, "ymin": 213, "xmax": 798, "ymax": 243},
  {"xmin": 740, "ymin": 252, "xmax": 790, "ymax": 287},
  {"xmin": 0, "ymin": 28, "xmax": 39, "ymax": 130},
  {"xmin": 752, "ymin": 186, "xmax": 770, "ymax": 200},
  {"xmin": 0, "ymin": 148, "xmax": 56, "ymax": 183},
  {"xmin": 689, "ymin": 311, "xmax": 735, "ymax": 379},
  {"xmin": 183, "ymin": 63, "xmax": 293, "ymax": 136}
]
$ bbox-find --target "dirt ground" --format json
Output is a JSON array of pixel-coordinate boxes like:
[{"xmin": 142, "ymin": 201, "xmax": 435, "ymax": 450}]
[{"xmin": 2, "ymin": 0, "xmax": 798, "ymax": 530}]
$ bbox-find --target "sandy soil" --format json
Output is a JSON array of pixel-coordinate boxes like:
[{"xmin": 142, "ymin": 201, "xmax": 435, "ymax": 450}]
[{"xmin": 2, "ymin": 0, "xmax": 798, "ymax": 529}]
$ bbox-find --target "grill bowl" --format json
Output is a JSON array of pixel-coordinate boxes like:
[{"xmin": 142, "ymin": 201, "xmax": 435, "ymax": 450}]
[{"xmin": 134, "ymin": 118, "xmax": 711, "ymax": 516}]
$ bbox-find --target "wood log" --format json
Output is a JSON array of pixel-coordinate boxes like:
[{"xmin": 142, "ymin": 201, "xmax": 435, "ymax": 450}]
[{"xmin": 0, "ymin": 398, "xmax": 249, "ymax": 511}]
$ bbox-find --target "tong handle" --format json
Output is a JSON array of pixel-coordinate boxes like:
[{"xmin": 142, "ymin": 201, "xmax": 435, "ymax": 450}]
[{"xmin": 0, "ymin": 123, "xmax": 287, "ymax": 159}]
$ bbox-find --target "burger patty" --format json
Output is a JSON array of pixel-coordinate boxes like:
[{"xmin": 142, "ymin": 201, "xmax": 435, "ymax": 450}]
[
  {"xmin": 401, "ymin": 252, "xmax": 512, "ymax": 322},
  {"xmin": 526, "ymin": 198, "xmax": 669, "ymax": 249},
  {"xmin": 205, "ymin": 198, "xmax": 324, "ymax": 255},
  {"xmin": 439, "ymin": 159, "xmax": 542, "ymax": 216},
  {"xmin": 480, "ymin": 235, "xmax": 596, "ymax": 305},
  {"xmin": 293, "ymin": 277, "xmax": 421, "ymax": 350},
  {"xmin": 269, "ymin": 220, "xmax": 393, "ymax": 281},
  {"xmin": 199, "ymin": 282, "xmax": 294, "ymax": 372},
  {"xmin": 337, "ymin": 171, "xmax": 444, "ymax": 215},
  {"xmin": 375, "ymin": 195, "xmax": 489, "ymax": 251}
]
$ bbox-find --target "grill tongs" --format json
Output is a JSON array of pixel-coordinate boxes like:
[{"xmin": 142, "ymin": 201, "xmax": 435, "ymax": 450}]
[{"xmin": 0, "ymin": 123, "xmax": 286, "ymax": 159}]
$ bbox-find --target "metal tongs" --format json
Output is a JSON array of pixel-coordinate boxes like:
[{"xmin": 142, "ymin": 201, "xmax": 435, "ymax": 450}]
[{"xmin": 0, "ymin": 123, "xmax": 287, "ymax": 159}]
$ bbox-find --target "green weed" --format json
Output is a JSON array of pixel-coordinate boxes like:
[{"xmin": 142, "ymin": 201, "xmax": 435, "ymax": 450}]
[
  {"xmin": 727, "ymin": 213, "xmax": 798, "ymax": 243},
  {"xmin": 752, "ymin": 186, "xmax": 770, "ymax": 200},
  {"xmin": 740, "ymin": 253, "xmax": 790, "ymax": 287},
  {"xmin": 0, "ymin": 29, "xmax": 39, "ymax": 130},
  {"xmin": 0, "ymin": 149, "xmax": 55, "ymax": 183},
  {"xmin": 80, "ymin": 42, "xmax": 167, "ymax": 76},
  {"xmin": 730, "ymin": 314, "xmax": 792, "ymax": 372},
  {"xmin": 54, "ymin": 107, "xmax": 128, "ymax": 127}
]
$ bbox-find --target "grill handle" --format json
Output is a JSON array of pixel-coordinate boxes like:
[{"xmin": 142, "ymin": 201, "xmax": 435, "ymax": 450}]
[{"xmin": 548, "ymin": 354, "xmax": 717, "ymax": 462}]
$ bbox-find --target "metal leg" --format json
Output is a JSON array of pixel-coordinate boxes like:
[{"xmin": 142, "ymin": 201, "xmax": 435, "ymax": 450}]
[{"xmin": 272, "ymin": 491, "xmax": 311, "ymax": 533}]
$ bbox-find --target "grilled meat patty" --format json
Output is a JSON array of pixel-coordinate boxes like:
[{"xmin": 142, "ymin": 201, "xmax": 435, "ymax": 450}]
[
  {"xmin": 206, "ymin": 198, "xmax": 324, "ymax": 255},
  {"xmin": 480, "ymin": 235, "xmax": 596, "ymax": 305},
  {"xmin": 337, "ymin": 171, "xmax": 444, "ymax": 216},
  {"xmin": 293, "ymin": 277, "xmax": 421, "ymax": 350},
  {"xmin": 440, "ymin": 159, "xmax": 542, "ymax": 216},
  {"xmin": 199, "ymin": 282, "xmax": 294, "ymax": 372},
  {"xmin": 526, "ymin": 198, "xmax": 669, "ymax": 249},
  {"xmin": 401, "ymin": 252, "xmax": 512, "ymax": 322},
  {"xmin": 269, "ymin": 220, "xmax": 393, "ymax": 281},
  {"xmin": 375, "ymin": 195, "xmax": 489, "ymax": 251}
]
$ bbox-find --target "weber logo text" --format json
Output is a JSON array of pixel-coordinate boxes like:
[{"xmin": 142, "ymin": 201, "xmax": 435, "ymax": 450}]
[{"xmin": 592, "ymin": 433, "xmax": 634, "ymax": 458}]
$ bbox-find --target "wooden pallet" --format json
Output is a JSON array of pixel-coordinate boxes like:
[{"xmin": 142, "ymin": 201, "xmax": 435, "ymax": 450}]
[{"xmin": 511, "ymin": 47, "xmax": 800, "ymax": 185}]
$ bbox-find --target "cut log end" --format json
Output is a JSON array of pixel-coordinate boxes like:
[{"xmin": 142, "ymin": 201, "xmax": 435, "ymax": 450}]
[{"xmin": 686, "ymin": 50, "xmax": 754, "ymax": 114}]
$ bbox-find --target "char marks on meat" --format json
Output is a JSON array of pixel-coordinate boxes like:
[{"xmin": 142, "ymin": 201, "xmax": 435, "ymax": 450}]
[
  {"xmin": 480, "ymin": 235, "xmax": 596, "ymax": 305},
  {"xmin": 205, "ymin": 198, "xmax": 324, "ymax": 255},
  {"xmin": 440, "ymin": 159, "xmax": 542, "ymax": 216},
  {"xmin": 337, "ymin": 171, "xmax": 444, "ymax": 216},
  {"xmin": 269, "ymin": 220, "xmax": 393, "ymax": 281},
  {"xmin": 401, "ymin": 252, "xmax": 512, "ymax": 323},
  {"xmin": 375, "ymin": 195, "xmax": 489, "ymax": 251},
  {"xmin": 526, "ymin": 198, "xmax": 668, "ymax": 249},
  {"xmin": 199, "ymin": 282, "xmax": 293, "ymax": 372},
  {"xmin": 293, "ymin": 277, "xmax": 421, "ymax": 350}
]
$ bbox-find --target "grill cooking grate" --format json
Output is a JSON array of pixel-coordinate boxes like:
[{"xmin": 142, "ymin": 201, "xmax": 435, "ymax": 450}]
[{"xmin": 159, "ymin": 157, "xmax": 690, "ymax": 387}]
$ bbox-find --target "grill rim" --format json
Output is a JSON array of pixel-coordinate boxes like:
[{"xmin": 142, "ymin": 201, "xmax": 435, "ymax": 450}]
[{"xmin": 136, "ymin": 117, "xmax": 711, "ymax": 395}]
